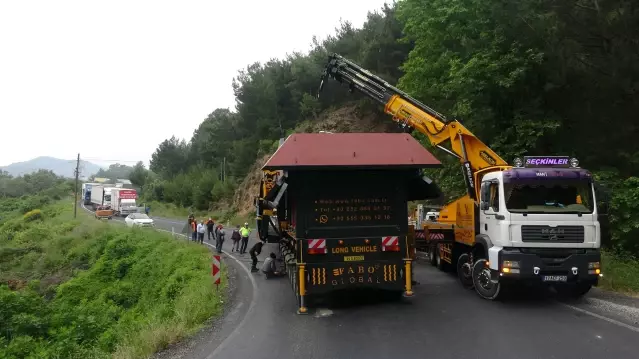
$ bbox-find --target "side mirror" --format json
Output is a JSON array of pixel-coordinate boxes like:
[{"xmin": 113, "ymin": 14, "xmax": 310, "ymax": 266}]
[{"xmin": 480, "ymin": 202, "xmax": 489, "ymax": 211}]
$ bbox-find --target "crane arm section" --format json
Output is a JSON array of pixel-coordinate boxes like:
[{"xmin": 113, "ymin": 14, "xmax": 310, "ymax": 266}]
[{"xmin": 317, "ymin": 53, "xmax": 510, "ymax": 201}]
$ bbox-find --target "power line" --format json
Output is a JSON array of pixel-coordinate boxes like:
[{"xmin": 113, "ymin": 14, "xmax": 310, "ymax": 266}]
[{"xmin": 81, "ymin": 158, "xmax": 144, "ymax": 164}]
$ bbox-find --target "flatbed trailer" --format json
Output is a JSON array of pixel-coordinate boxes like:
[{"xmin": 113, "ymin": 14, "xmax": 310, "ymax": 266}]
[{"xmin": 256, "ymin": 132, "xmax": 442, "ymax": 313}]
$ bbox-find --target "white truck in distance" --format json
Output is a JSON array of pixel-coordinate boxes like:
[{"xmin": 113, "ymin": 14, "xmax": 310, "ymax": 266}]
[
  {"xmin": 110, "ymin": 188, "xmax": 138, "ymax": 216},
  {"xmin": 90, "ymin": 185, "xmax": 107, "ymax": 209}
]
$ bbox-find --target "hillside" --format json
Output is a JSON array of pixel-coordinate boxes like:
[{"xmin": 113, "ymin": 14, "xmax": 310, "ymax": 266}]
[
  {"xmin": 138, "ymin": 1, "xmax": 638, "ymax": 258},
  {"xmin": 229, "ymin": 104, "xmax": 401, "ymax": 217},
  {"xmin": 1, "ymin": 156, "xmax": 103, "ymax": 178},
  {"xmin": 0, "ymin": 196, "xmax": 224, "ymax": 358}
]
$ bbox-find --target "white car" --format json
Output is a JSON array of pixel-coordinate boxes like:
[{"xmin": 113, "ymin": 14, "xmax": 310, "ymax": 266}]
[{"xmin": 125, "ymin": 213, "xmax": 154, "ymax": 227}]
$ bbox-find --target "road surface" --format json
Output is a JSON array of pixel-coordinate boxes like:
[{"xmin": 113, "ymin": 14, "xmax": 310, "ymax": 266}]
[{"xmin": 82, "ymin": 206, "xmax": 639, "ymax": 359}]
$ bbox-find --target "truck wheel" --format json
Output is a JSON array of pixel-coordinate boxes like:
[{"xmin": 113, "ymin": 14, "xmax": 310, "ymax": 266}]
[
  {"xmin": 435, "ymin": 245, "xmax": 451, "ymax": 272},
  {"xmin": 428, "ymin": 244, "xmax": 437, "ymax": 266},
  {"xmin": 457, "ymin": 253, "xmax": 474, "ymax": 289},
  {"xmin": 472, "ymin": 259, "xmax": 501, "ymax": 300},
  {"xmin": 435, "ymin": 247, "xmax": 443, "ymax": 270},
  {"xmin": 556, "ymin": 283, "xmax": 592, "ymax": 299}
]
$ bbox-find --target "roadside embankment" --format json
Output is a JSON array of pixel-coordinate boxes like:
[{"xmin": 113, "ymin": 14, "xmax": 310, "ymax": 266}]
[{"xmin": 0, "ymin": 199, "xmax": 226, "ymax": 359}]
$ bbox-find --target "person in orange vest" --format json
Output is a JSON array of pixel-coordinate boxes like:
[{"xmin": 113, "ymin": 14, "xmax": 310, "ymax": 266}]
[{"xmin": 191, "ymin": 218, "xmax": 197, "ymax": 241}]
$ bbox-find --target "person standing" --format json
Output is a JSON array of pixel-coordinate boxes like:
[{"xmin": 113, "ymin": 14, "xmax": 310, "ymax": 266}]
[
  {"xmin": 231, "ymin": 225, "xmax": 241, "ymax": 252},
  {"xmin": 197, "ymin": 220, "xmax": 205, "ymax": 244},
  {"xmin": 239, "ymin": 222, "xmax": 251, "ymax": 254},
  {"xmin": 191, "ymin": 218, "xmax": 197, "ymax": 242},
  {"xmin": 215, "ymin": 224, "xmax": 225, "ymax": 254},
  {"xmin": 249, "ymin": 240, "xmax": 264, "ymax": 272},
  {"xmin": 206, "ymin": 217, "xmax": 215, "ymax": 241}
]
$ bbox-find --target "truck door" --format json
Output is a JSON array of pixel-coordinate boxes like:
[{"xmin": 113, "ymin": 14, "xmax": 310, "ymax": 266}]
[{"xmin": 480, "ymin": 180, "xmax": 503, "ymax": 242}]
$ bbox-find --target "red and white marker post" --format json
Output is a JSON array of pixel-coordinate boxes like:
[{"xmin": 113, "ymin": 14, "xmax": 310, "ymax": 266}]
[{"xmin": 212, "ymin": 255, "xmax": 221, "ymax": 290}]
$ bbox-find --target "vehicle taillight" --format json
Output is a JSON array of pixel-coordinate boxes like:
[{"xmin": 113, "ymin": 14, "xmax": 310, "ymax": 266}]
[
  {"xmin": 381, "ymin": 236, "xmax": 400, "ymax": 252},
  {"xmin": 383, "ymin": 245, "xmax": 401, "ymax": 252},
  {"xmin": 307, "ymin": 239, "xmax": 327, "ymax": 255}
]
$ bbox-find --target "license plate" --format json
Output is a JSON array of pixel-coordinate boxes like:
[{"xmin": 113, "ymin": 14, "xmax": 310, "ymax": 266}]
[
  {"xmin": 344, "ymin": 255, "xmax": 364, "ymax": 262},
  {"xmin": 542, "ymin": 275, "xmax": 568, "ymax": 282}
]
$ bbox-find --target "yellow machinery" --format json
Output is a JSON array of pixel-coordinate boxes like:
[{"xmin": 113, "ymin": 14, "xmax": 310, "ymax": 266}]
[{"xmin": 316, "ymin": 53, "xmax": 602, "ymax": 300}]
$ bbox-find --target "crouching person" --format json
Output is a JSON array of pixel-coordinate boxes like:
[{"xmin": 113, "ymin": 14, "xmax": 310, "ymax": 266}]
[{"xmin": 262, "ymin": 252, "xmax": 286, "ymax": 278}]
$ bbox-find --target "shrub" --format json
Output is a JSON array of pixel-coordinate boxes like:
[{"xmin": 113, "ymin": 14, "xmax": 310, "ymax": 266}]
[{"xmin": 23, "ymin": 209, "xmax": 43, "ymax": 222}]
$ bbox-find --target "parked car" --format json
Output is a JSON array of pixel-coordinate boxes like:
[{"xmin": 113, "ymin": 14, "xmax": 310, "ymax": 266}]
[
  {"xmin": 95, "ymin": 205, "xmax": 114, "ymax": 220},
  {"xmin": 124, "ymin": 213, "xmax": 154, "ymax": 227}
]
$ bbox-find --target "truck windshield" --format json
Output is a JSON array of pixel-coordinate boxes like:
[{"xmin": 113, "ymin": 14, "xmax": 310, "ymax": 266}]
[{"xmin": 504, "ymin": 181, "xmax": 594, "ymax": 214}]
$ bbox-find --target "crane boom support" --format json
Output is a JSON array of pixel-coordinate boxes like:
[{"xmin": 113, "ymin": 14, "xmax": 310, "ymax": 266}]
[{"xmin": 318, "ymin": 53, "xmax": 510, "ymax": 201}]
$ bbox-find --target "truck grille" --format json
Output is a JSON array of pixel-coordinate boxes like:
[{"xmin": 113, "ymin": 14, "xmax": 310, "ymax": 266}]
[{"xmin": 520, "ymin": 225, "xmax": 584, "ymax": 243}]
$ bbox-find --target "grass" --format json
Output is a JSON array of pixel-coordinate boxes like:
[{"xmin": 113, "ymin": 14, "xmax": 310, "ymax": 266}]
[
  {"xmin": 599, "ymin": 250, "xmax": 639, "ymax": 296},
  {"xmin": 0, "ymin": 198, "xmax": 227, "ymax": 359}
]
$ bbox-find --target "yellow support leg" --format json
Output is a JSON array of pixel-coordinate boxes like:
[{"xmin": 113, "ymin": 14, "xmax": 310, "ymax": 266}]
[
  {"xmin": 404, "ymin": 259, "xmax": 414, "ymax": 297},
  {"xmin": 297, "ymin": 264, "xmax": 308, "ymax": 314}
]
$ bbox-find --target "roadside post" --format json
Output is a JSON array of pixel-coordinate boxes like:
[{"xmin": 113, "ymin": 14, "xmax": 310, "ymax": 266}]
[{"xmin": 212, "ymin": 255, "xmax": 221, "ymax": 290}]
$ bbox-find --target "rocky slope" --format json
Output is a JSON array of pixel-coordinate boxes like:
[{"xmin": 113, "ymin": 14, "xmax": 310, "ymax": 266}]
[{"xmin": 228, "ymin": 104, "xmax": 400, "ymax": 217}]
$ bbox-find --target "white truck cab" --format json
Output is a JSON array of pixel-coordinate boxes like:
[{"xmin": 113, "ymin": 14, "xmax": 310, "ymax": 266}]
[{"xmin": 476, "ymin": 156, "xmax": 601, "ymax": 298}]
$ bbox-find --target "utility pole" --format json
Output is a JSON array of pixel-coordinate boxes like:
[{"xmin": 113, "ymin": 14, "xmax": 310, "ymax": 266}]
[{"xmin": 73, "ymin": 153, "xmax": 80, "ymax": 218}]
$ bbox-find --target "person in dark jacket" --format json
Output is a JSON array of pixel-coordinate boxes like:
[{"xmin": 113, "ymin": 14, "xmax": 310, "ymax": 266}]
[
  {"xmin": 231, "ymin": 225, "xmax": 241, "ymax": 252},
  {"xmin": 206, "ymin": 217, "xmax": 215, "ymax": 241},
  {"xmin": 249, "ymin": 241, "xmax": 264, "ymax": 272},
  {"xmin": 215, "ymin": 224, "xmax": 225, "ymax": 254}
]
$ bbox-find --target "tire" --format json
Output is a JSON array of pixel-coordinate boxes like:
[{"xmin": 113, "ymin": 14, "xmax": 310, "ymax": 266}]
[
  {"xmin": 472, "ymin": 259, "xmax": 501, "ymax": 300},
  {"xmin": 428, "ymin": 244, "xmax": 437, "ymax": 266},
  {"xmin": 556, "ymin": 283, "xmax": 592, "ymax": 299},
  {"xmin": 436, "ymin": 245, "xmax": 450, "ymax": 271},
  {"xmin": 457, "ymin": 253, "xmax": 474, "ymax": 289}
]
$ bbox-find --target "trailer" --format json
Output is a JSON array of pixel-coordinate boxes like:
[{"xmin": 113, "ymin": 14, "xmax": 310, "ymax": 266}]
[
  {"xmin": 90, "ymin": 185, "xmax": 106, "ymax": 209},
  {"xmin": 256, "ymin": 132, "xmax": 442, "ymax": 313},
  {"xmin": 110, "ymin": 188, "xmax": 138, "ymax": 216},
  {"xmin": 81, "ymin": 182, "xmax": 101, "ymax": 205}
]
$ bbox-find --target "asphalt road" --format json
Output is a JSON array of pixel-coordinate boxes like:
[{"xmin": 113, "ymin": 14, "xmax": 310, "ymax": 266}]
[{"xmin": 82, "ymin": 205, "xmax": 639, "ymax": 359}]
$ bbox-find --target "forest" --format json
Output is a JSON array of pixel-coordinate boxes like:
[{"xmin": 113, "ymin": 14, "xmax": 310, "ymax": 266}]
[{"xmin": 135, "ymin": 0, "xmax": 638, "ymax": 256}]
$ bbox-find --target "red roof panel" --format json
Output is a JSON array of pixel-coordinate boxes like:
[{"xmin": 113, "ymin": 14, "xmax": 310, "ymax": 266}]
[{"xmin": 263, "ymin": 132, "xmax": 442, "ymax": 170}]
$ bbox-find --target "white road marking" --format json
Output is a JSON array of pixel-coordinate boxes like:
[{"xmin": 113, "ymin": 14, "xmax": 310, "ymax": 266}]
[
  {"xmin": 560, "ymin": 302, "xmax": 639, "ymax": 333},
  {"xmin": 82, "ymin": 203, "xmax": 259, "ymax": 358}
]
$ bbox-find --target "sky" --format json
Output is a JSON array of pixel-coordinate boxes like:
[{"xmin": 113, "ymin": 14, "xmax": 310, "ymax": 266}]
[{"xmin": 0, "ymin": 0, "xmax": 390, "ymax": 170}]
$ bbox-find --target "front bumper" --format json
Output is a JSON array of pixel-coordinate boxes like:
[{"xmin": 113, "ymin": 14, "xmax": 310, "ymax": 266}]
[{"xmin": 496, "ymin": 248, "xmax": 601, "ymax": 286}]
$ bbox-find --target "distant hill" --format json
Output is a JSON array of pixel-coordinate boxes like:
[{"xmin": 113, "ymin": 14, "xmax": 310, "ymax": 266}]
[{"xmin": 0, "ymin": 156, "xmax": 104, "ymax": 178}]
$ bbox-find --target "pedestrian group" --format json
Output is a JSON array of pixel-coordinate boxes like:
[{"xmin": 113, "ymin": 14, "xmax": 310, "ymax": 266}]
[{"xmin": 185, "ymin": 215, "xmax": 285, "ymax": 278}]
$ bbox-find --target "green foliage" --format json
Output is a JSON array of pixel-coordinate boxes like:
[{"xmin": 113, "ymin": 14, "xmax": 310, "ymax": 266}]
[
  {"xmin": 22, "ymin": 209, "xmax": 42, "ymax": 222},
  {"xmin": 0, "ymin": 198, "xmax": 225, "ymax": 359},
  {"xmin": 599, "ymin": 251, "xmax": 639, "ymax": 295},
  {"xmin": 0, "ymin": 170, "xmax": 73, "ymax": 200},
  {"xmin": 92, "ymin": 164, "xmax": 135, "ymax": 183},
  {"xmin": 397, "ymin": 0, "xmax": 639, "ymax": 254},
  {"xmin": 144, "ymin": 1, "xmax": 638, "ymax": 255},
  {"xmin": 143, "ymin": 4, "xmax": 409, "ymax": 213}
]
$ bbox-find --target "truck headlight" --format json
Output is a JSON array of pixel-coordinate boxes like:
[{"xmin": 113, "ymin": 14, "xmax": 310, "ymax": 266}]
[
  {"xmin": 502, "ymin": 260, "xmax": 520, "ymax": 274},
  {"xmin": 503, "ymin": 261, "xmax": 520, "ymax": 269},
  {"xmin": 588, "ymin": 262, "xmax": 601, "ymax": 275}
]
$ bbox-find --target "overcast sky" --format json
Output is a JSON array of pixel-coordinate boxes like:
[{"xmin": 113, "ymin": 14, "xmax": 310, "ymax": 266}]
[{"xmin": 0, "ymin": 0, "xmax": 389, "ymax": 170}]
